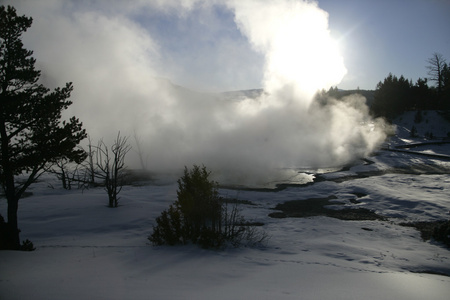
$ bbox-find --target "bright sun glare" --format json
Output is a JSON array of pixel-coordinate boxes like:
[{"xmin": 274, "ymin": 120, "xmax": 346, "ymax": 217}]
[{"xmin": 262, "ymin": 2, "xmax": 347, "ymax": 98}]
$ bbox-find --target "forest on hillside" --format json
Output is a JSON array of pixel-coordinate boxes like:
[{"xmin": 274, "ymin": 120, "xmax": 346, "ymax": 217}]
[{"xmin": 320, "ymin": 53, "xmax": 450, "ymax": 121}]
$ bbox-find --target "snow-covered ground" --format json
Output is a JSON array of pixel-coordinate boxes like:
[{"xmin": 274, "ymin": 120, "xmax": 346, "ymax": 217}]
[{"xmin": 1, "ymin": 111, "xmax": 450, "ymax": 300}]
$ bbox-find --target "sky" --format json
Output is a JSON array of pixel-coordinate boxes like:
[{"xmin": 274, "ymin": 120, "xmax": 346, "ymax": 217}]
[
  {"xmin": 319, "ymin": 0, "xmax": 450, "ymax": 90},
  {"xmin": 2, "ymin": 0, "xmax": 447, "ymax": 181},
  {"xmin": 5, "ymin": 0, "xmax": 450, "ymax": 92}
]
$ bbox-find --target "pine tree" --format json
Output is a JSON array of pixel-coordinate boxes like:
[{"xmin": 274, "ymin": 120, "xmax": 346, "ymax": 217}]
[
  {"xmin": 371, "ymin": 73, "xmax": 412, "ymax": 120},
  {"xmin": 176, "ymin": 165, "xmax": 222, "ymax": 243},
  {"xmin": 441, "ymin": 63, "xmax": 450, "ymax": 109},
  {"xmin": 0, "ymin": 5, "xmax": 87, "ymax": 250}
]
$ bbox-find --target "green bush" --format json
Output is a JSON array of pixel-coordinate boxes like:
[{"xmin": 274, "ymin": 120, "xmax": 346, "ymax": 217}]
[
  {"xmin": 150, "ymin": 205, "xmax": 183, "ymax": 246},
  {"xmin": 149, "ymin": 165, "xmax": 268, "ymax": 248}
]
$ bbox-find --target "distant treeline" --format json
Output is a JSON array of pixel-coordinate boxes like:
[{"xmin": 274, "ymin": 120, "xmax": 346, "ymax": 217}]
[{"xmin": 318, "ymin": 53, "xmax": 450, "ymax": 121}]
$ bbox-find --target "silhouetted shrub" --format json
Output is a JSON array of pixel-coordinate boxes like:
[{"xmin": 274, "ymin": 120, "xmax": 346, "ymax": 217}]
[
  {"xmin": 410, "ymin": 125, "xmax": 418, "ymax": 137},
  {"xmin": 425, "ymin": 131, "xmax": 434, "ymax": 139},
  {"xmin": 414, "ymin": 110, "xmax": 423, "ymax": 123},
  {"xmin": 432, "ymin": 220, "xmax": 450, "ymax": 247},
  {"xmin": 20, "ymin": 239, "xmax": 35, "ymax": 251},
  {"xmin": 149, "ymin": 165, "xmax": 268, "ymax": 248},
  {"xmin": 150, "ymin": 205, "xmax": 182, "ymax": 245}
]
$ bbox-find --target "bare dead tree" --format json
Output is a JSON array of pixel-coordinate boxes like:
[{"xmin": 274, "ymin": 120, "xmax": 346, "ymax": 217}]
[
  {"xmin": 84, "ymin": 135, "xmax": 96, "ymax": 186},
  {"xmin": 427, "ymin": 52, "xmax": 447, "ymax": 96},
  {"xmin": 95, "ymin": 132, "xmax": 131, "ymax": 207},
  {"xmin": 49, "ymin": 144, "xmax": 89, "ymax": 190},
  {"xmin": 133, "ymin": 130, "xmax": 149, "ymax": 170},
  {"xmin": 51, "ymin": 158, "xmax": 71, "ymax": 190},
  {"xmin": 51, "ymin": 158, "xmax": 78, "ymax": 190}
]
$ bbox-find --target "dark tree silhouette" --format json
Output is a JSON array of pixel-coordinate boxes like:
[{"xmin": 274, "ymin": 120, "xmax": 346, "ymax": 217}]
[
  {"xmin": 0, "ymin": 6, "xmax": 87, "ymax": 249},
  {"xmin": 149, "ymin": 165, "xmax": 268, "ymax": 248},
  {"xmin": 441, "ymin": 63, "xmax": 450, "ymax": 109},
  {"xmin": 371, "ymin": 73, "xmax": 412, "ymax": 120},
  {"xmin": 95, "ymin": 132, "xmax": 131, "ymax": 208},
  {"xmin": 411, "ymin": 78, "xmax": 432, "ymax": 110},
  {"xmin": 427, "ymin": 53, "xmax": 447, "ymax": 101}
]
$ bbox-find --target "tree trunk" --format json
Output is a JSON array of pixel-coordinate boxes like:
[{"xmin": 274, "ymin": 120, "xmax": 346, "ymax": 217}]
[
  {"xmin": 1, "ymin": 161, "xmax": 21, "ymax": 250},
  {"xmin": 6, "ymin": 196, "xmax": 21, "ymax": 250},
  {"xmin": 0, "ymin": 118, "xmax": 21, "ymax": 250}
]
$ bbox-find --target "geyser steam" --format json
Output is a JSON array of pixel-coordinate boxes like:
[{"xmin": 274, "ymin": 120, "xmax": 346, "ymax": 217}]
[
  {"xmin": 230, "ymin": 0, "xmax": 347, "ymax": 102},
  {"xmin": 12, "ymin": 0, "xmax": 387, "ymax": 186}
]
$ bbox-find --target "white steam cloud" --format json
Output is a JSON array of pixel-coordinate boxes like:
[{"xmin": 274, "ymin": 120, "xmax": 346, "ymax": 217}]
[
  {"xmin": 230, "ymin": 0, "xmax": 347, "ymax": 101},
  {"xmin": 9, "ymin": 0, "xmax": 387, "ymax": 186}
]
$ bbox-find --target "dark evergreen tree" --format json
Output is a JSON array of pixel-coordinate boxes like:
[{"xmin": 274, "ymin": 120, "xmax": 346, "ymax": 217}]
[
  {"xmin": 441, "ymin": 63, "xmax": 450, "ymax": 109},
  {"xmin": 176, "ymin": 165, "xmax": 222, "ymax": 243},
  {"xmin": 371, "ymin": 73, "xmax": 412, "ymax": 120},
  {"xmin": 411, "ymin": 78, "xmax": 432, "ymax": 110},
  {"xmin": 0, "ymin": 6, "xmax": 87, "ymax": 250}
]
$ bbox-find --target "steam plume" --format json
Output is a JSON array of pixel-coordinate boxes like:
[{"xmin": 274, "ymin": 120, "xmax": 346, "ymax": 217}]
[{"xmin": 9, "ymin": 0, "xmax": 387, "ymax": 186}]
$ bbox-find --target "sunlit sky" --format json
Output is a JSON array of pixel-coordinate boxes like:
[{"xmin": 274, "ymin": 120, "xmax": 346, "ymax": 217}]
[
  {"xmin": 7, "ymin": 0, "xmax": 450, "ymax": 92},
  {"xmin": 320, "ymin": 0, "xmax": 450, "ymax": 90}
]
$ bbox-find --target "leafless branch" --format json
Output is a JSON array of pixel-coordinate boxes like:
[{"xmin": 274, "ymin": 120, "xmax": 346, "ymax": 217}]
[{"xmin": 95, "ymin": 132, "xmax": 131, "ymax": 207}]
